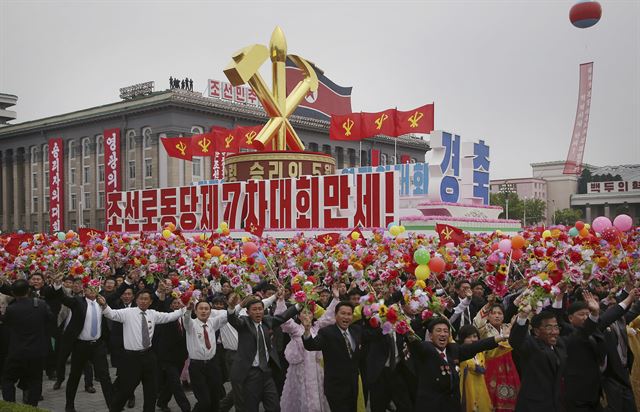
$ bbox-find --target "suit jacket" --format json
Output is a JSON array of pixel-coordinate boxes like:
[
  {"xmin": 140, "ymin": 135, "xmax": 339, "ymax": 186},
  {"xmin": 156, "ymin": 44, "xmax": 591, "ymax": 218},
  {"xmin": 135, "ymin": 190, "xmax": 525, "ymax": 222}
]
[
  {"xmin": 601, "ymin": 301, "xmax": 634, "ymax": 388},
  {"xmin": 153, "ymin": 319, "xmax": 188, "ymax": 368},
  {"xmin": 53, "ymin": 287, "xmax": 109, "ymax": 344},
  {"xmin": 363, "ymin": 324, "xmax": 414, "ymax": 386},
  {"xmin": 2, "ymin": 297, "xmax": 55, "ymax": 358},
  {"xmin": 228, "ymin": 304, "xmax": 299, "ymax": 382},
  {"xmin": 510, "ymin": 316, "xmax": 597, "ymax": 412},
  {"xmin": 303, "ymin": 323, "xmax": 363, "ymax": 403},
  {"xmin": 409, "ymin": 337, "xmax": 498, "ymax": 411}
]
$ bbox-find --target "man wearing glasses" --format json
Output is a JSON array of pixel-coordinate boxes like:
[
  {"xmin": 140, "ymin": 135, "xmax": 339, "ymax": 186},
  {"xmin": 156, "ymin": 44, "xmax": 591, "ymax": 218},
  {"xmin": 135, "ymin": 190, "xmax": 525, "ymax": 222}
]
[{"xmin": 509, "ymin": 291, "xmax": 601, "ymax": 412}]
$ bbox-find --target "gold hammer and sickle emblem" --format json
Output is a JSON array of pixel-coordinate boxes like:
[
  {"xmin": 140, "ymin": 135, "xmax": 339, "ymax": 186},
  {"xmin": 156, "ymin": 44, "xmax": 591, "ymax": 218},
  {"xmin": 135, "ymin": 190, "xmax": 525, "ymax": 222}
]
[
  {"xmin": 323, "ymin": 235, "xmax": 332, "ymax": 245},
  {"xmin": 225, "ymin": 134, "xmax": 235, "ymax": 148},
  {"xmin": 441, "ymin": 227, "xmax": 453, "ymax": 240},
  {"xmin": 342, "ymin": 118, "xmax": 355, "ymax": 136},
  {"xmin": 249, "ymin": 223, "xmax": 257, "ymax": 233},
  {"xmin": 223, "ymin": 27, "xmax": 318, "ymax": 151},
  {"xmin": 87, "ymin": 230, "xmax": 97, "ymax": 238},
  {"xmin": 245, "ymin": 131, "xmax": 257, "ymax": 145},
  {"xmin": 408, "ymin": 111, "xmax": 424, "ymax": 128},
  {"xmin": 374, "ymin": 113, "xmax": 389, "ymax": 130},
  {"xmin": 175, "ymin": 141, "xmax": 188, "ymax": 156},
  {"xmin": 198, "ymin": 137, "xmax": 212, "ymax": 153}
]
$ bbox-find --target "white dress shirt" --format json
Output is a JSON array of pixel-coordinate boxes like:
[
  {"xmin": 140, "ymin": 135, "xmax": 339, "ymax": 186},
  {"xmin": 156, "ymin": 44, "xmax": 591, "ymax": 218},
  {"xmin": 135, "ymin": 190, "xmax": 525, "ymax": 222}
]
[
  {"xmin": 78, "ymin": 298, "xmax": 102, "ymax": 341},
  {"xmin": 102, "ymin": 306, "xmax": 185, "ymax": 351},
  {"xmin": 183, "ymin": 309, "xmax": 228, "ymax": 360}
]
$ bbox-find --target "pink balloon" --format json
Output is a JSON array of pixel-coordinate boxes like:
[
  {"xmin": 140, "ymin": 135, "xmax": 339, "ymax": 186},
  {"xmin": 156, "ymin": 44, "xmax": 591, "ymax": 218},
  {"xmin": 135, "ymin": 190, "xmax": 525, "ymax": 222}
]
[
  {"xmin": 242, "ymin": 242, "xmax": 259, "ymax": 256},
  {"xmin": 498, "ymin": 239, "xmax": 512, "ymax": 254},
  {"xmin": 613, "ymin": 214, "xmax": 633, "ymax": 232},
  {"xmin": 592, "ymin": 216, "xmax": 612, "ymax": 233}
]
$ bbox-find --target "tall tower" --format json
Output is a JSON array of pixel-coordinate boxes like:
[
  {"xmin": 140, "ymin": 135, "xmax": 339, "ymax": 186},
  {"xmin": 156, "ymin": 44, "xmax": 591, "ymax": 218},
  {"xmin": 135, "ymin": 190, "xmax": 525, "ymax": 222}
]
[{"xmin": 0, "ymin": 93, "xmax": 18, "ymax": 126}]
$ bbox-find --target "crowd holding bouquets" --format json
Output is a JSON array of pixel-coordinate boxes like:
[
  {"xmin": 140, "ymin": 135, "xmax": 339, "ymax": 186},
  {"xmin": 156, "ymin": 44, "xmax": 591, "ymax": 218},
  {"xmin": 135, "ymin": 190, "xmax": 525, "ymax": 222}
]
[{"xmin": 0, "ymin": 214, "xmax": 639, "ymax": 411}]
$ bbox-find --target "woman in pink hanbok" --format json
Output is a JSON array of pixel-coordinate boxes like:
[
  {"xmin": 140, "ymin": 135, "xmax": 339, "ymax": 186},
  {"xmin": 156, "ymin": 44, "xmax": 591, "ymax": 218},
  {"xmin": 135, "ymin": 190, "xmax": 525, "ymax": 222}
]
[{"xmin": 275, "ymin": 284, "xmax": 340, "ymax": 412}]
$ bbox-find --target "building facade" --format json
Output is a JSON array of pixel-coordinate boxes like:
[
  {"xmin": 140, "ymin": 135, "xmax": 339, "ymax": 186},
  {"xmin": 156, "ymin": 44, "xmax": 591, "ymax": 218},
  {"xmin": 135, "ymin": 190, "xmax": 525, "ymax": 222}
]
[{"xmin": 0, "ymin": 88, "xmax": 429, "ymax": 233}]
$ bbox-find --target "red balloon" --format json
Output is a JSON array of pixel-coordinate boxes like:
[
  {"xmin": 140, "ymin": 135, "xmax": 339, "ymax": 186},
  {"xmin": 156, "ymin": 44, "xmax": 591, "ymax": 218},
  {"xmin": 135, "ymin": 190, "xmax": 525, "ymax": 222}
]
[
  {"xmin": 242, "ymin": 241, "xmax": 259, "ymax": 256},
  {"xmin": 511, "ymin": 249, "xmax": 524, "ymax": 260},
  {"xmin": 569, "ymin": 1, "xmax": 602, "ymax": 29},
  {"xmin": 491, "ymin": 243, "xmax": 499, "ymax": 251},
  {"xmin": 575, "ymin": 221, "xmax": 585, "ymax": 231},
  {"xmin": 428, "ymin": 257, "xmax": 446, "ymax": 273}
]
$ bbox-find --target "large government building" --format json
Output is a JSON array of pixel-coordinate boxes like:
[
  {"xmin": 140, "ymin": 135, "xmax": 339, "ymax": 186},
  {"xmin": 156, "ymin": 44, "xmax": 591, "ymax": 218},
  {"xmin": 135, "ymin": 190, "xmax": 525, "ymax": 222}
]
[{"xmin": 0, "ymin": 86, "xmax": 429, "ymax": 233}]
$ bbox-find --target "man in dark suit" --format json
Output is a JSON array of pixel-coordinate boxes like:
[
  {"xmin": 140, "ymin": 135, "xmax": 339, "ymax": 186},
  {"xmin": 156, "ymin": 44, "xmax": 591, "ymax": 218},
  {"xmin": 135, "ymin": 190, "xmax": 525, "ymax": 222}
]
[
  {"xmin": 554, "ymin": 288, "xmax": 638, "ymax": 411},
  {"xmin": 1, "ymin": 279, "xmax": 55, "ymax": 407},
  {"xmin": 302, "ymin": 301, "xmax": 363, "ymax": 412},
  {"xmin": 52, "ymin": 278, "xmax": 114, "ymax": 412},
  {"xmin": 510, "ymin": 291, "xmax": 600, "ymax": 412},
  {"xmin": 408, "ymin": 317, "xmax": 503, "ymax": 411},
  {"xmin": 600, "ymin": 288, "xmax": 639, "ymax": 412},
  {"xmin": 153, "ymin": 297, "xmax": 191, "ymax": 412},
  {"xmin": 227, "ymin": 291, "xmax": 299, "ymax": 412}
]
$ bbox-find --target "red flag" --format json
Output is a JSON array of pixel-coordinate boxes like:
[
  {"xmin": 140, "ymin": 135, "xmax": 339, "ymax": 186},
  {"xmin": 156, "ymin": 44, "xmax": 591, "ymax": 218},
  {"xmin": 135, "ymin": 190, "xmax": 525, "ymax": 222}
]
[
  {"xmin": 395, "ymin": 104, "xmax": 434, "ymax": 136},
  {"xmin": 237, "ymin": 125, "xmax": 263, "ymax": 151},
  {"xmin": 371, "ymin": 149, "xmax": 380, "ymax": 167},
  {"xmin": 347, "ymin": 227, "xmax": 365, "ymax": 242},
  {"xmin": 246, "ymin": 220, "xmax": 264, "ymax": 238},
  {"xmin": 316, "ymin": 232, "xmax": 340, "ymax": 246},
  {"xmin": 361, "ymin": 109, "xmax": 397, "ymax": 138},
  {"xmin": 161, "ymin": 137, "xmax": 192, "ymax": 160},
  {"xmin": 190, "ymin": 132, "xmax": 216, "ymax": 156},
  {"xmin": 400, "ymin": 154, "xmax": 412, "ymax": 164},
  {"xmin": 436, "ymin": 223, "xmax": 465, "ymax": 246},
  {"xmin": 78, "ymin": 228, "xmax": 105, "ymax": 244},
  {"xmin": 5, "ymin": 233, "xmax": 33, "ymax": 256},
  {"xmin": 329, "ymin": 113, "xmax": 362, "ymax": 141},
  {"xmin": 212, "ymin": 128, "xmax": 240, "ymax": 153}
]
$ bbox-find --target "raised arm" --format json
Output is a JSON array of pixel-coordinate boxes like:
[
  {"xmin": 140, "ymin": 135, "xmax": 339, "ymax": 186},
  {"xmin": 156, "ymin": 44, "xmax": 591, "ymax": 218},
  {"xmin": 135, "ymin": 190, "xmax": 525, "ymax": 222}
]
[
  {"xmin": 302, "ymin": 314, "xmax": 325, "ymax": 351},
  {"xmin": 154, "ymin": 307, "xmax": 187, "ymax": 325},
  {"xmin": 316, "ymin": 297, "xmax": 339, "ymax": 330},
  {"xmin": 459, "ymin": 336, "xmax": 501, "ymax": 361}
]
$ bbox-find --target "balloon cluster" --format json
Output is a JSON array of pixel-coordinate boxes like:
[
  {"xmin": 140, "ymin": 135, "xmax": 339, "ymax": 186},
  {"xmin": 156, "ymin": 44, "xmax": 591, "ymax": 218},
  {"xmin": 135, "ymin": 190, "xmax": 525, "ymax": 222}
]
[{"xmin": 387, "ymin": 222, "xmax": 406, "ymax": 237}]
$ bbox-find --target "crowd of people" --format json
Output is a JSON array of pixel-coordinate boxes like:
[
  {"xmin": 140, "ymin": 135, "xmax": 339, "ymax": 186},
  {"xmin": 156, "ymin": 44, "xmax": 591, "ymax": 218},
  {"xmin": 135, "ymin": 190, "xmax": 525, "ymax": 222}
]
[{"xmin": 0, "ymin": 222, "xmax": 638, "ymax": 412}]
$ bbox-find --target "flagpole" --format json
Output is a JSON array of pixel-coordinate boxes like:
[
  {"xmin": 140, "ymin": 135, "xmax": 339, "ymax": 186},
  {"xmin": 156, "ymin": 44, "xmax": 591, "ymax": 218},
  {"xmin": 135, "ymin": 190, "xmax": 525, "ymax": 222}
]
[
  {"xmin": 394, "ymin": 106, "xmax": 398, "ymax": 164},
  {"xmin": 358, "ymin": 141, "xmax": 362, "ymax": 167}
]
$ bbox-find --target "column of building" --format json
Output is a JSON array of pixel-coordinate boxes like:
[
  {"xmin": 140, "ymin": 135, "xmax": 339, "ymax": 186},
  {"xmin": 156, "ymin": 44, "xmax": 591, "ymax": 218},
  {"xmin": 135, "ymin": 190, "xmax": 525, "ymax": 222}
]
[
  {"xmin": 0, "ymin": 150, "xmax": 10, "ymax": 231},
  {"xmin": 12, "ymin": 148, "xmax": 25, "ymax": 231},
  {"xmin": 23, "ymin": 147, "xmax": 31, "ymax": 231}
]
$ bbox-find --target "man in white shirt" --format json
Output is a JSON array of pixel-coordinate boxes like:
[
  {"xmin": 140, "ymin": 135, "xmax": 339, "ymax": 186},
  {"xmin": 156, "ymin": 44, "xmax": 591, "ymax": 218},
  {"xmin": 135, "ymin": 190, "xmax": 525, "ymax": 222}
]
[
  {"xmin": 97, "ymin": 289, "xmax": 185, "ymax": 412},
  {"xmin": 183, "ymin": 296, "xmax": 235, "ymax": 412}
]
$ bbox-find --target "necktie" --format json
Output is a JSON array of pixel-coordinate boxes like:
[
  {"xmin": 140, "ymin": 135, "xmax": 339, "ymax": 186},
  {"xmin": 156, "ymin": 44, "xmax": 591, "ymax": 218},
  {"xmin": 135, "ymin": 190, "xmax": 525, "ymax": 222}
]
[
  {"xmin": 389, "ymin": 333, "xmax": 397, "ymax": 370},
  {"xmin": 439, "ymin": 350, "xmax": 447, "ymax": 362},
  {"xmin": 90, "ymin": 301, "xmax": 98, "ymax": 338},
  {"xmin": 203, "ymin": 324, "xmax": 211, "ymax": 350},
  {"xmin": 141, "ymin": 311, "xmax": 151, "ymax": 349},
  {"xmin": 257, "ymin": 324, "xmax": 269, "ymax": 371},
  {"xmin": 343, "ymin": 331, "xmax": 353, "ymax": 358}
]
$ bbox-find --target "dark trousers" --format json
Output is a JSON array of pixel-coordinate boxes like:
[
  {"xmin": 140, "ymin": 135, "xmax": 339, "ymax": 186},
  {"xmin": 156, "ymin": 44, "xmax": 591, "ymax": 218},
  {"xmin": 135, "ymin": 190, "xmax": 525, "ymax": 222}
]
[
  {"xmin": 370, "ymin": 367, "xmax": 413, "ymax": 412},
  {"xmin": 220, "ymin": 350, "xmax": 243, "ymax": 412},
  {"xmin": 243, "ymin": 367, "xmax": 279, "ymax": 412},
  {"xmin": 327, "ymin": 395, "xmax": 357, "ymax": 412},
  {"xmin": 189, "ymin": 358, "xmax": 222, "ymax": 412},
  {"xmin": 603, "ymin": 378, "xmax": 636, "ymax": 412},
  {"xmin": 157, "ymin": 360, "xmax": 191, "ymax": 412},
  {"xmin": 56, "ymin": 337, "xmax": 94, "ymax": 386},
  {"xmin": 1, "ymin": 356, "xmax": 44, "ymax": 406},
  {"xmin": 566, "ymin": 402, "xmax": 603, "ymax": 412},
  {"xmin": 66, "ymin": 340, "xmax": 113, "ymax": 409},
  {"xmin": 109, "ymin": 349, "xmax": 157, "ymax": 412}
]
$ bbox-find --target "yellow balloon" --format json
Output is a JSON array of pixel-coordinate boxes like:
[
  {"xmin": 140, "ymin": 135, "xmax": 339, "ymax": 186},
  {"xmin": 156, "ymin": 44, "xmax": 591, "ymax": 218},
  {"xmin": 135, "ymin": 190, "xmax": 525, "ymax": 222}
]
[
  {"xmin": 162, "ymin": 229, "xmax": 172, "ymax": 239},
  {"xmin": 220, "ymin": 222, "xmax": 229, "ymax": 230},
  {"xmin": 415, "ymin": 264, "xmax": 431, "ymax": 280},
  {"xmin": 399, "ymin": 225, "xmax": 406, "ymax": 233},
  {"xmin": 495, "ymin": 230, "xmax": 503, "ymax": 237},
  {"xmin": 584, "ymin": 223, "xmax": 591, "ymax": 230},
  {"xmin": 351, "ymin": 232, "xmax": 360, "ymax": 240},
  {"xmin": 542, "ymin": 230, "xmax": 552, "ymax": 238},
  {"xmin": 390, "ymin": 226, "xmax": 402, "ymax": 236}
]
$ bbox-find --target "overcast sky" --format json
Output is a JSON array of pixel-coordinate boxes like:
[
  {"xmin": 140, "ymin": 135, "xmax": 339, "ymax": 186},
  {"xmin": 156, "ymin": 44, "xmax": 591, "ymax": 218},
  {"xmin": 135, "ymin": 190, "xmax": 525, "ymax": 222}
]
[{"xmin": 1, "ymin": 0, "xmax": 638, "ymax": 179}]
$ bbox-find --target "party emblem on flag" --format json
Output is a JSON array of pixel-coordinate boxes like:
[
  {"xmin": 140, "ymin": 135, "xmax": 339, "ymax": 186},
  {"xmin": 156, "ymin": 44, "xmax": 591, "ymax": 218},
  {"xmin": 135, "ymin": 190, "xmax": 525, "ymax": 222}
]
[
  {"xmin": 197, "ymin": 136, "xmax": 212, "ymax": 153},
  {"xmin": 176, "ymin": 141, "xmax": 188, "ymax": 156},
  {"xmin": 343, "ymin": 118, "xmax": 355, "ymax": 136},
  {"xmin": 408, "ymin": 111, "xmax": 424, "ymax": 128},
  {"xmin": 375, "ymin": 113, "xmax": 389, "ymax": 130},
  {"xmin": 225, "ymin": 134, "xmax": 235, "ymax": 149},
  {"xmin": 245, "ymin": 130, "xmax": 257, "ymax": 145}
]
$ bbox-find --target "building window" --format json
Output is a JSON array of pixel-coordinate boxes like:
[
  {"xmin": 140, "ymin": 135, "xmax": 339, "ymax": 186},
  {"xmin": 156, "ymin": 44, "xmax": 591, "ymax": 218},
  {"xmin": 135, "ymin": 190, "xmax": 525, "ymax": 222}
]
[
  {"xmin": 97, "ymin": 191, "xmax": 105, "ymax": 209},
  {"xmin": 83, "ymin": 166, "xmax": 90, "ymax": 184},
  {"xmin": 44, "ymin": 171, "xmax": 49, "ymax": 188},
  {"xmin": 308, "ymin": 142, "xmax": 318, "ymax": 152},
  {"xmin": 360, "ymin": 150, "xmax": 368, "ymax": 166},
  {"xmin": 84, "ymin": 192, "xmax": 91, "ymax": 209},
  {"xmin": 82, "ymin": 138, "xmax": 91, "ymax": 158},
  {"xmin": 128, "ymin": 161, "xmax": 136, "ymax": 179},
  {"xmin": 70, "ymin": 168, "xmax": 76, "ymax": 185},
  {"xmin": 322, "ymin": 144, "xmax": 332, "ymax": 155},
  {"xmin": 44, "ymin": 196, "xmax": 49, "ymax": 210},
  {"xmin": 68, "ymin": 140, "xmax": 76, "ymax": 159},
  {"xmin": 30, "ymin": 147, "xmax": 37, "ymax": 164},
  {"xmin": 70, "ymin": 193, "xmax": 77, "ymax": 210},
  {"xmin": 32, "ymin": 172, "xmax": 38, "ymax": 189},
  {"xmin": 145, "ymin": 158, "xmax": 152, "ymax": 178},
  {"xmin": 32, "ymin": 197, "xmax": 38, "ymax": 213},
  {"xmin": 143, "ymin": 127, "xmax": 153, "ymax": 149},
  {"xmin": 347, "ymin": 149, "xmax": 356, "ymax": 167},
  {"xmin": 98, "ymin": 165, "xmax": 105, "ymax": 183},
  {"xmin": 381, "ymin": 153, "xmax": 388, "ymax": 166},
  {"xmin": 128, "ymin": 134, "xmax": 136, "ymax": 151},
  {"xmin": 410, "ymin": 158, "xmax": 417, "ymax": 163},
  {"xmin": 335, "ymin": 147, "xmax": 344, "ymax": 169},
  {"xmin": 97, "ymin": 135, "xmax": 104, "ymax": 155},
  {"xmin": 97, "ymin": 218, "xmax": 105, "ymax": 230},
  {"xmin": 42, "ymin": 144, "xmax": 49, "ymax": 161},
  {"xmin": 32, "ymin": 221, "xmax": 38, "ymax": 233},
  {"xmin": 192, "ymin": 158, "xmax": 201, "ymax": 178},
  {"xmin": 390, "ymin": 155, "xmax": 396, "ymax": 165}
]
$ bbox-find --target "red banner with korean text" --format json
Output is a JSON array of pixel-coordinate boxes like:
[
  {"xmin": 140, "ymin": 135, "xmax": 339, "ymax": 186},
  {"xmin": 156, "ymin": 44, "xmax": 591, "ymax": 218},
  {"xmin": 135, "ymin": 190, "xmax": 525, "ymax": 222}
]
[
  {"xmin": 48, "ymin": 138, "xmax": 64, "ymax": 233},
  {"xmin": 103, "ymin": 128, "xmax": 121, "ymax": 193},
  {"xmin": 106, "ymin": 170, "xmax": 399, "ymax": 234},
  {"xmin": 564, "ymin": 62, "xmax": 593, "ymax": 175}
]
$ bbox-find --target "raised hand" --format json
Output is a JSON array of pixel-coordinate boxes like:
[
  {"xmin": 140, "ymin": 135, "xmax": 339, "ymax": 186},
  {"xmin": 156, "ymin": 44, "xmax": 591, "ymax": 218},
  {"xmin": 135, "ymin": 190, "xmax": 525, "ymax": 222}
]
[
  {"xmin": 331, "ymin": 282, "xmax": 340, "ymax": 299},
  {"xmin": 96, "ymin": 295, "xmax": 106, "ymax": 308},
  {"xmin": 582, "ymin": 290, "xmax": 600, "ymax": 315},
  {"xmin": 299, "ymin": 309, "xmax": 312, "ymax": 329}
]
